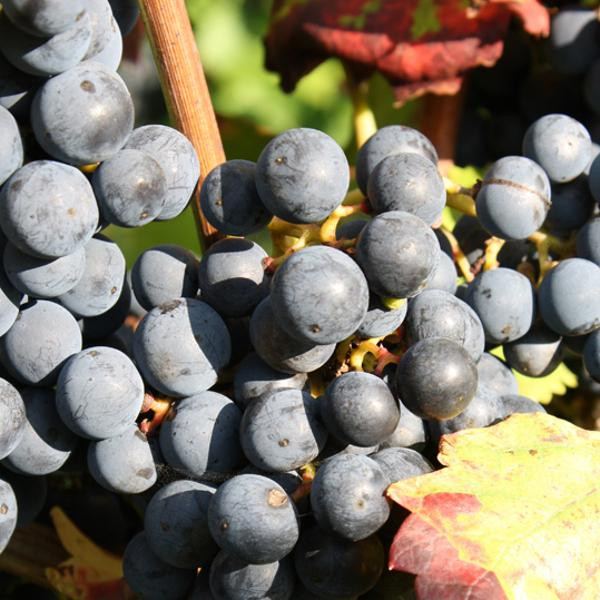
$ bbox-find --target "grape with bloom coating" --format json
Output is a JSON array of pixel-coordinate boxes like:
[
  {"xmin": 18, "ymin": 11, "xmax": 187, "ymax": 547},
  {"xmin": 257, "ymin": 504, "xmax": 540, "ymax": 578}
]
[
  {"xmin": 522, "ymin": 114, "xmax": 591, "ymax": 183},
  {"xmin": 31, "ymin": 61, "xmax": 134, "ymax": 165},
  {"xmin": 271, "ymin": 245, "xmax": 369, "ymax": 345},
  {"xmin": 133, "ymin": 298, "xmax": 231, "ymax": 398},
  {"xmin": 475, "ymin": 155, "xmax": 551, "ymax": 240},
  {"xmin": 0, "ymin": 161, "xmax": 98, "ymax": 259},
  {"xmin": 357, "ymin": 211, "xmax": 440, "ymax": 299},
  {"xmin": 396, "ymin": 337, "xmax": 478, "ymax": 420},
  {"xmin": 256, "ymin": 127, "xmax": 349, "ymax": 224}
]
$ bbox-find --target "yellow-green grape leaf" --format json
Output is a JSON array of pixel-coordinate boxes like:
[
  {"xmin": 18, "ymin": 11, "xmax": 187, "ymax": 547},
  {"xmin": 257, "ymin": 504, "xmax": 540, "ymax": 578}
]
[
  {"xmin": 388, "ymin": 413, "xmax": 600, "ymax": 599},
  {"xmin": 45, "ymin": 506, "xmax": 125, "ymax": 600},
  {"xmin": 446, "ymin": 164, "xmax": 484, "ymax": 188},
  {"xmin": 490, "ymin": 347, "xmax": 578, "ymax": 405},
  {"xmin": 441, "ymin": 205, "xmax": 458, "ymax": 231}
]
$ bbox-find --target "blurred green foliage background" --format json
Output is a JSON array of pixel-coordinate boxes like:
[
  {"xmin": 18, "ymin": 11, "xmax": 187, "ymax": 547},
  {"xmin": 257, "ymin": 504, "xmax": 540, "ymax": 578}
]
[{"xmin": 108, "ymin": 0, "xmax": 417, "ymax": 265}]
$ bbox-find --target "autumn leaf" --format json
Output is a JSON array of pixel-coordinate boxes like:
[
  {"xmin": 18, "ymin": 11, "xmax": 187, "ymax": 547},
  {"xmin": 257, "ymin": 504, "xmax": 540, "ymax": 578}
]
[
  {"xmin": 45, "ymin": 506, "xmax": 128, "ymax": 600},
  {"xmin": 265, "ymin": 0, "xmax": 550, "ymax": 104},
  {"xmin": 388, "ymin": 413, "xmax": 600, "ymax": 599}
]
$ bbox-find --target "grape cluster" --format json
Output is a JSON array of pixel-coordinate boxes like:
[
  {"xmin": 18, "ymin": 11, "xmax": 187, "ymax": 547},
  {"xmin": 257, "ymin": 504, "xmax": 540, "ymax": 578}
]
[{"xmin": 0, "ymin": 2, "xmax": 598, "ymax": 600}]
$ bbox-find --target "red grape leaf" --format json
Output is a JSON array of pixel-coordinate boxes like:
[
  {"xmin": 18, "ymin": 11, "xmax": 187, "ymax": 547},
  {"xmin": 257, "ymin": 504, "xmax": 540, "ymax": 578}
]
[
  {"xmin": 387, "ymin": 413, "xmax": 600, "ymax": 599},
  {"xmin": 265, "ymin": 0, "xmax": 550, "ymax": 103}
]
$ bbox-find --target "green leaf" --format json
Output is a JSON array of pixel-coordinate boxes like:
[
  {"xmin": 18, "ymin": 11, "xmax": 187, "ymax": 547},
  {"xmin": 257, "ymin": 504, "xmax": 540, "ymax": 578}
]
[{"xmin": 411, "ymin": 0, "xmax": 441, "ymax": 39}]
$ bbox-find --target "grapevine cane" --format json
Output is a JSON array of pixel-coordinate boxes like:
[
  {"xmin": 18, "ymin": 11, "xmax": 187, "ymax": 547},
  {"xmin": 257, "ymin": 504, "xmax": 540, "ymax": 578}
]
[{"xmin": 137, "ymin": 0, "xmax": 225, "ymax": 251}]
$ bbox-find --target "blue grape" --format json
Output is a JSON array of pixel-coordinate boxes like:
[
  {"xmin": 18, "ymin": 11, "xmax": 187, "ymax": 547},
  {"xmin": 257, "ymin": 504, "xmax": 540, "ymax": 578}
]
[
  {"xmin": 355, "ymin": 125, "xmax": 438, "ymax": 194},
  {"xmin": 367, "ymin": 152, "xmax": 445, "ymax": 225},
  {"xmin": 0, "ymin": 379, "xmax": 25, "ymax": 460},
  {"xmin": 0, "ymin": 269, "xmax": 22, "ymax": 340},
  {"xmin": 0, "ymin": 53, "xmax": 39, "ymax": 116},
  {"xmin": 200, "ymin": 159, "xmax": 272, "ymax": 236},
  {"xmin": 464, "ymin": 267, "xmax": 535, "ymax": 344},
  {"xmin": 583, "ymin": 329, "xmax": 600, "ymax": 381},
  {"xmin": 232, "ymin": 353, "xmax": 307, "ymax": 409},
  {"xmin": 0, "ymin": 105, "xmax": 23, "ymax": 186},
  {"xmin": 0, "ymin": 479, "xmax": 17, "ymax": 553},
  {"xmin": 545, "ymin": 177, "xmax": 594, "ymax": 232},
  {"xmin": 0, "ymin": 300, "xmax": 82, "ymax": 386},
  {"xmin": 159, "ymin": 391, "xmax": 243, "ymax": 479},
  {"xmin": 208, "ymin": 474, "xmax": 299, "ymax": 564},
  {"xmin": 127, "ymin": 270, "xmax": 147, "ymax": 318},
  {"xmin": 250, "ymin": 297, "xmax": 336, "ymax": 375},
  {"xmin": 336, "ymin": 217, "xmax": 367, "ymax": 241},
  {"xmin": 58, "ymin": 235, "xmax": 126, "ymax": 318},
  {"xmin": 356, "ymin": 211, "xmax": 440, "ymax": 298},
  {"xmin": 294, "ymin": 526, "xmax": 384, "ymax": 597},
  {"xmin": 424, "ymin": 249, "xmax": 457, "ymax": 294},
  {"xmin": 549, "ymin": 7, "xmax": 600, "ymax": 75},
  {"xmin": 0, "ymin": 12, "xmax": 92, "ymax": 76},
  {"xmin": 80, "ymin": 278, "xmax": 132, "ymax": 340},
  {"xmin": 379, "ymin": 397, "xmax": 428, "ymax": 452},
  {"xmin": 131, "ymin": 244, "xmax": 199, "ymax": 311},
  {"xmin": 523, "ymin": 114, "xmax": 591, "ymax": 183},
  {"xmin": 319, "ymin": 437, "xmax": 380, "ymax": 461},
  {"xmin": 198, "ymin": 238, "xmax": 270, "ymax": 318},
  {"xmin": 83, "ymin": 0, "xmax": 122, "ymax": 70},
  {"xmin": 588, "ymin": 152, "xmax": 600, "ymax": 204},
  {"xmin": 429, "ymin": 384, "xmax": 504, "ymax": 438},
  {"xmin": 585, "ymin": 143, "xmax": 600, "ymax": 176},
  {"xmin": 3, "ymin": 243, "xmax": 85, "ymax": 299},
  {"xmin": 1, "ymin": 0, "xmax": 84, "ymax": 37},
  {"xmin": 503, "ymin": 323, "xmax": 563, "ymax": 377},
  {"xmin": 539, "ymin": 258, "xmax": 600, "ymax": 335},
  {"xmin": 321, "ymin": 372, "xmax": 399, "ymax": 447},
  {"xmin": 124, "ymin": 125, "xmax": 200, "ymax": 220},
  {"xmin": 310, "ymin": 453, "xmax": 389, "ymax": 541},
  {"xmin": 108, "ymin": 0, "xmax": 139, "ymax": 36},
  {"xmin": 396, "ymin": 337, "xmax": 478, "ymax": 420},
  {"xmin": 88, "ymin": 23, "xmax": 122, "ymax": 72},
  {"xmin": 271, "ymin": 245, "xmax": 369, "ymax": 344},
  {"xmin": 476, "ymin": 353, "xmax": 518, "ymax": 398},
  {"xmin": 434, "ymin": 228, "xmax": 453, "ymax": 257},
  {"xmin": 0, "ymin": 466, "xmax": 46, "ymax": 527},
  {"xmin": 370, "ymin": 447, "xmax": 433, "ymax": 483},
  {"xmin": 134, "ymin": 299, "xmax": 231, "ymax": 397},
  {"xmin": 56, "ymin": 346, "xmax": 144, "ymax": 440},
  {"xmin": 255, "ymin": 128, "xmax": 349, "ymax": 224},
  {"xmin": 406, "ymin": 289, "xmax": 485, "ymax": 361},
  {"xmin": 240, "ymin": 388, "xmax": 327, "ymax": 472},
  {"xmin": 209, "ymin": 552, "xmax": 295, "ymax": 600},
  {"xmin": 145, "ymin": 479, "xmax": 217, "ymax": 569},
  {"xmin": 92, "ymin": 148, "xmax": 167, "ymax": 227},
  {"xmin": 501, "ymin": 394, "xmax": 546, "ymax": 416},
  {"xmin": 576, "ymin": 216, "xmax": 600, "ymax": 265},
  {"xmin": 123, "ymin": 532, "xmax": 196, "ymax": 600},
  {"xmin": 0, "ymin": 161, "xmax": 98, "ymax": 259},
  {"xmin": 239, "ymin": 466, "xmax": 308, "ymax": 514},
  {"xmin": 356, "ymin": 294, "xmax": 407, "ymax": 339},
  {"xmin": 88, "ymin": 426, "xmax": 156, "ymax": 494},
  {"xmin": 475, "ymin": 155, "xmax": 551, "ymax": 239},
  {"xmin": 2, "ymin": 388, "xmax": 77, "ymax": 475},
  {"xmin": 31, "ymin": 61, "xmax": 134, "ymax": 165},
  {"xmin": 223, "ymin": 315, "xmax": 252, "ymax": 366}
]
